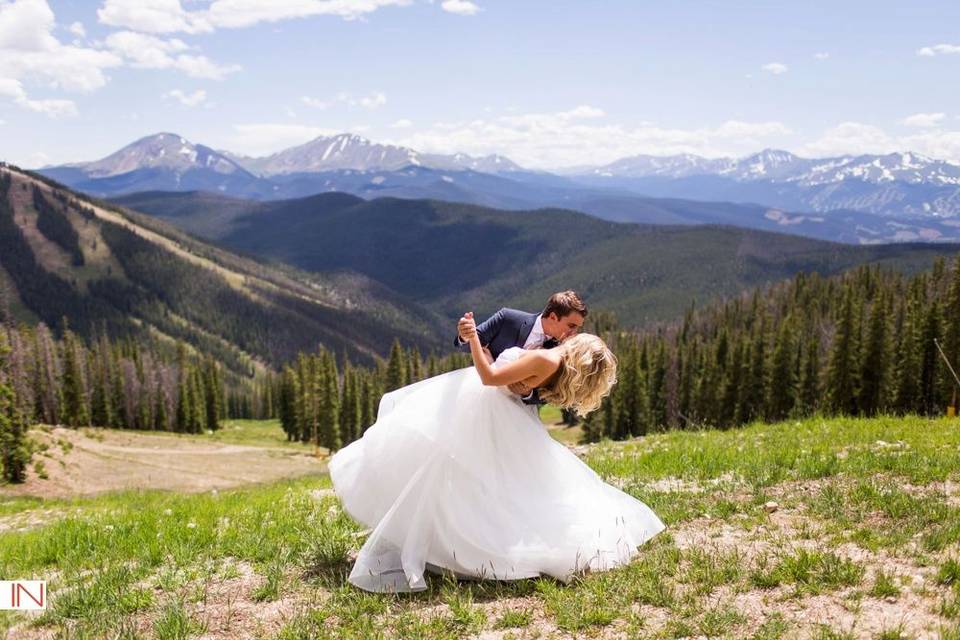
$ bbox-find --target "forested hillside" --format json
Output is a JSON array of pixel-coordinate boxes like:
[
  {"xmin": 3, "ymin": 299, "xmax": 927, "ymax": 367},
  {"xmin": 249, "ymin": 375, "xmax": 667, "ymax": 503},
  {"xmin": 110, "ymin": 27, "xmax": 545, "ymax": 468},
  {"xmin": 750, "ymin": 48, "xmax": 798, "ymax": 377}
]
[
  {"xmin": 0, "ymin": 166, "xmax": 443, "ymax": 374},
  {"xmin": 113, "ymin": 189, "xmax": 960, "ymax": 325}
]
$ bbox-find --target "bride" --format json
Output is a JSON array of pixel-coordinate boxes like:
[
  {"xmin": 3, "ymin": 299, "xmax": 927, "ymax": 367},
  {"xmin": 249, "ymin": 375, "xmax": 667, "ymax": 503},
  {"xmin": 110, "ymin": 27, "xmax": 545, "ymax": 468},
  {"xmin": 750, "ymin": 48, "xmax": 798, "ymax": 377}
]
[{"xmin": 328, "ymin": 313, "xmax": 666, "ymax": 593}]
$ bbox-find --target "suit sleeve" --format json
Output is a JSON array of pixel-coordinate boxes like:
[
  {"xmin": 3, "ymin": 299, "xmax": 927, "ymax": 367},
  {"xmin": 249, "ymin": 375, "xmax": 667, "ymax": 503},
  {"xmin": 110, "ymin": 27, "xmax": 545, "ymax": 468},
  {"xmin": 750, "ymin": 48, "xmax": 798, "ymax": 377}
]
[
  {"xmin": 521, "ymin": 388, "xmax": 545, "ymax": 406},
  {"xmin": 454, "ymin": 308, "xmax": 506, "ymax": 353}
]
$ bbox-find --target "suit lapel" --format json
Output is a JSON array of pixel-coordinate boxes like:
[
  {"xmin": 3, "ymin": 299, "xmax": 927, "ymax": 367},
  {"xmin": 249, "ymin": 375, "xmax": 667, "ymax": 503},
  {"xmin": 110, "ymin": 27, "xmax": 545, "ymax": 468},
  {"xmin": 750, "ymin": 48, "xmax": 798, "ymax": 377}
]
[{"xmin": 517, "ymin": 312, "xmax": 538, "ymax": 347}]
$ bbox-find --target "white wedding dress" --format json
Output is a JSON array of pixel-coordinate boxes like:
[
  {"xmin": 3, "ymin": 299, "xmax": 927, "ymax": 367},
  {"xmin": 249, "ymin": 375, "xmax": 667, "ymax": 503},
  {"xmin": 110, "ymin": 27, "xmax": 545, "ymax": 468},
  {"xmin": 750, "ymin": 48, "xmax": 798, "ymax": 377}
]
[{"xmin": 328, "ymin": 346, "xmax": 665, "ymax": 593}]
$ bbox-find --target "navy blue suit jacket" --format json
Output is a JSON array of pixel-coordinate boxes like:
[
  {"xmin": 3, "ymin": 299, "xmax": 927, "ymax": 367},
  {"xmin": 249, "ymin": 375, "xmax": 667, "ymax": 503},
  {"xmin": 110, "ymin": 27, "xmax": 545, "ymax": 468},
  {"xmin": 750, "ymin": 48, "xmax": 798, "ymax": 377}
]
[{"xmin": 454, "ymin": 308, "xmax": 551, "ymax": 405}]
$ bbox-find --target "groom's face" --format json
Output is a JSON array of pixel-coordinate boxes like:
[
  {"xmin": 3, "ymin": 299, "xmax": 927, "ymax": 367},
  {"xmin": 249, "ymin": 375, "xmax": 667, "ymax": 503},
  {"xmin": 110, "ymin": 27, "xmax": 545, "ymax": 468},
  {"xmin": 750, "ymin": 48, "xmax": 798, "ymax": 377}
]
[{"xmin": 544, "ymin": 311, "xmax": 585, "ymax": 342}]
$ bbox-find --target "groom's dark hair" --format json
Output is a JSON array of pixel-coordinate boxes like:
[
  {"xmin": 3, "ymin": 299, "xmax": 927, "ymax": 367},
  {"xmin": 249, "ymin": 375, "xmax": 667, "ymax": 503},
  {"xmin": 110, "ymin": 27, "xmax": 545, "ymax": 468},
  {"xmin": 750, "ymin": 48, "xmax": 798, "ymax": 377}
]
[{"xmin": 543, "ymin": 290, "xmax": 588, "ymax": 319}]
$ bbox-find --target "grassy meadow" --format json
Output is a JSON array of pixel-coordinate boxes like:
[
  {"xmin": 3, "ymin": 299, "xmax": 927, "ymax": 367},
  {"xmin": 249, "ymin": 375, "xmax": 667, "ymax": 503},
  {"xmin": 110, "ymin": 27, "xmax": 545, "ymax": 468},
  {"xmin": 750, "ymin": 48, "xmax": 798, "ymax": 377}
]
[{"xmin": 2, "ymin": 414, "xmax": 960, "ymax": 639}]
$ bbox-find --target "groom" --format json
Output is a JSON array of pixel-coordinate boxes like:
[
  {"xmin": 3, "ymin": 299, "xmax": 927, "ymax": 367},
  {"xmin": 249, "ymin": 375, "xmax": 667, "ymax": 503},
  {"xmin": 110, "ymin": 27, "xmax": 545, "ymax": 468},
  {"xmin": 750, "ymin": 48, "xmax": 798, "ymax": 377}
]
[{"xmin": 454, "ymin": 290, "xmax": 588, "ymax": 405}]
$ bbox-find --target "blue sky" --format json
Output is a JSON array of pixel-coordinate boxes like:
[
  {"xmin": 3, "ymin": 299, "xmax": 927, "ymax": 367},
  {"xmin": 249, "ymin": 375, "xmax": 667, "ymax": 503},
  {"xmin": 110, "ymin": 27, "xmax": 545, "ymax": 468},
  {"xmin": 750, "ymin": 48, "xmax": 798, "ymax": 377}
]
[{"xmin": 1, "ymin": 0, "xmax": 959, "ymax": 169}]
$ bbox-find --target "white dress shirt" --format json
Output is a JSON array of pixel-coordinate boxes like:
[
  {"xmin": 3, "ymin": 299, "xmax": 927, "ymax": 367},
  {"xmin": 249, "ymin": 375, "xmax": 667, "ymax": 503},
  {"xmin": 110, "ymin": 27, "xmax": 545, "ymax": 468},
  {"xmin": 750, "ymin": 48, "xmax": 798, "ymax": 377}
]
[{"xmin": 523, "ymin": 314, "xmax": 546, "ymax": 349}]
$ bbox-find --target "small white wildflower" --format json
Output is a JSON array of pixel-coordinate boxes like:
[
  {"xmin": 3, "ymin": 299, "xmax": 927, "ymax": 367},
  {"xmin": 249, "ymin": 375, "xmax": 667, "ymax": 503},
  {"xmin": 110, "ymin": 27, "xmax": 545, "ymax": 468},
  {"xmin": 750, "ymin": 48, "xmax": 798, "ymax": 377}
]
[
  {"xmin": 104, "ymin": 524, "xmax": 114, "ymax": 532},
  {"xmin": 187, "ymin": 522, "xmax": 197, "ymax": 529},
  {"xmin": 163, "ymin": 508, "xmax": 173, "ymax": 516}
]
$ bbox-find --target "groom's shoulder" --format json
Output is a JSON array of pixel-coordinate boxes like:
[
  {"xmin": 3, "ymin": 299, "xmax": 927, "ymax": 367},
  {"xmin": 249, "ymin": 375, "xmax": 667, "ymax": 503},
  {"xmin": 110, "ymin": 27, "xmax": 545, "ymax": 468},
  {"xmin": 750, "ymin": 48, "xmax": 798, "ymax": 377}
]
[{"xmin": 499, "ymin": 307, "xmax": 535, "ymax": 322}]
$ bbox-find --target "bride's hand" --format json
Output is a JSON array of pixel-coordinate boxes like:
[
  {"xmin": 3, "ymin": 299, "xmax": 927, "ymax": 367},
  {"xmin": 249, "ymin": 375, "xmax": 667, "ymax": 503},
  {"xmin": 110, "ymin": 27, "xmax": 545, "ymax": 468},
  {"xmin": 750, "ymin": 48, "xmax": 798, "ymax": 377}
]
[{"xmin": 460, "ymin": 312, "xmax": 478, "ymax": 342}]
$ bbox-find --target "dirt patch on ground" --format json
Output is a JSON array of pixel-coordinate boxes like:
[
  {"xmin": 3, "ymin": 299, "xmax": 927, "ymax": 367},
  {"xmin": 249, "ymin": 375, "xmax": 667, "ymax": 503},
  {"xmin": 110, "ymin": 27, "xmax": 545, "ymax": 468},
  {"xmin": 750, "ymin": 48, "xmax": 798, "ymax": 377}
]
[{"xmin": 0, "ymin": 426, "xmax": 326, "ymax": 500}]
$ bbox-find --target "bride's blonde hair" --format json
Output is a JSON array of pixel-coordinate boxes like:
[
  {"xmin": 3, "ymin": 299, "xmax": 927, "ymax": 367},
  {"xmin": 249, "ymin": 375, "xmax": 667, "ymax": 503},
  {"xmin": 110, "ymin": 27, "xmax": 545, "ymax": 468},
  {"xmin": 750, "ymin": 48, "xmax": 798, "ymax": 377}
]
[{"xmin": 539, "ymin": 334, "xmax": 617, "ymax": 418}]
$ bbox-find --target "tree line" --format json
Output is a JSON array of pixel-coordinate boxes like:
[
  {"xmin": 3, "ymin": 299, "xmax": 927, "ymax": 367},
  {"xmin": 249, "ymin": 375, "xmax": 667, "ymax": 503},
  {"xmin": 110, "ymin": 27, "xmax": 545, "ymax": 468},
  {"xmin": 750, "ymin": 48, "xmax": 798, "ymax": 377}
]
[
  {"xmin": 0, "ymin": 317, "xmax": 259, "ymax": 482},
  {"xmin": 7, "ymin": 249, "xmax": 960, "ymax": 480},
  {"xmin": 275, "ymin": 340, "xmax": 470, "ymax": 451},
  {"xmin": 581, "ymin": 254, "xmax": 960, "ymax": 442}
]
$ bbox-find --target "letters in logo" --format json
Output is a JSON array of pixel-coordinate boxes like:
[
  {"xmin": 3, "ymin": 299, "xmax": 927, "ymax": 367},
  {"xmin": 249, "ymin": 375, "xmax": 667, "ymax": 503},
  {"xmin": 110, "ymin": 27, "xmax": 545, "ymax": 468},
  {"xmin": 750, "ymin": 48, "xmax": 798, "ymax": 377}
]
[{"xmin": 1, "ymin": 581, "xmax": 46, "ymax": 610}]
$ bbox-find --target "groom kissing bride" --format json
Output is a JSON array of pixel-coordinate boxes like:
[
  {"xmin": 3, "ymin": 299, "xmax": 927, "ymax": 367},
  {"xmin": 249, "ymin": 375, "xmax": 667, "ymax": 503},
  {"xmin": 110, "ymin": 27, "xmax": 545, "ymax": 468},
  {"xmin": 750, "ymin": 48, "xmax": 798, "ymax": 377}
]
[
  {"xmin": 454, "ymin": 290, "xmax": 588, "ymax": 405},
  {"xmin": 329, "ymin": 289, "xmax": 665, "ymax": 593}
]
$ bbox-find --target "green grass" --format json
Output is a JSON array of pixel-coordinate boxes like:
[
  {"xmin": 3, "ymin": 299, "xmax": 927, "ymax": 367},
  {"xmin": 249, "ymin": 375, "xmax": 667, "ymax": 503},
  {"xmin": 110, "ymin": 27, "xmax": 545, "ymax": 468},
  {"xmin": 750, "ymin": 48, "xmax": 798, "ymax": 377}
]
[
  {"xmin": 3, "ymin": 413, "xmax": 960, "ymax": 638},
  {"xmin": 69, "ymin": 418, "xmax": 305, "ymax": 450}
]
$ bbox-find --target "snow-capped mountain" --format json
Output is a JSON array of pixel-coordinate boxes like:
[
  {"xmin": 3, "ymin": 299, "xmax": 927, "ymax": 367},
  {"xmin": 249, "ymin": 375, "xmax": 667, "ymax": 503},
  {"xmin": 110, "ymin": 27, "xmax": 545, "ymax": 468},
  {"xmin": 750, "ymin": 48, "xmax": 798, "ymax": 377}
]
[
  {"xmin": 35, "ymin": 133, "xmax": 960, "ymax": 221},
  {"xmin": 228, "ymin": 133, "xmax": 522, "ymax": 176},
  {"xmin": 568, "ymin": 149, "xmax": 960, "ymax": 218},
  {"xmin": 64, "ymin": 132, "xmax": 248, "ymax": 178},
  {"xmin": 421, "ymin": 151, "xmax": 520, "ymax": 173},
  {"xmin": 576, "ymin": 148, "xmax": 960, "ymax": 187},
  {"xmin": 39, "ymin": 133, "xmax": 273, "ymax": 197}
]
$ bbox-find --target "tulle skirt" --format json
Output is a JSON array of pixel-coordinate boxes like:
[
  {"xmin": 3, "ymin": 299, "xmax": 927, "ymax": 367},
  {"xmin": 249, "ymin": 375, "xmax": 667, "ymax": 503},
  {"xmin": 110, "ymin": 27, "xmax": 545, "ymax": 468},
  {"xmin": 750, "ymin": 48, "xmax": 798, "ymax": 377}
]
[{"xmin": 328, "ymin": 366, "xmax": 665, "ymax": 592}]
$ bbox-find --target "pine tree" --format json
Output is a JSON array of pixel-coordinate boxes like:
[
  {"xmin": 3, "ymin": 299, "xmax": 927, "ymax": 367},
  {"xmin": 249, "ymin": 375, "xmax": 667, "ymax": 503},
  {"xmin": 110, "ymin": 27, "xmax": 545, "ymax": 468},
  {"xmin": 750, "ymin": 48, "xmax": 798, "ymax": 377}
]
[
  {"xmin": 797, "ymin": 332, "xmax": 820, "ymax": 416},
  {"xmin": 317, "ymin": 350, "xmax": 341, "ymax": 451},
  {"xmin": 407, "ymin": 347, "xmax": 422, "ymax": 383},
  {"xmin": 385, "ymin": 339, "xmax": 407, "ymax": 392},
  {"xmin": 360, "ymin": 373, "xmax": 377, "ymax": 434},
  {"xmin": 919, "ymin": 298, "xmax": 943, "ymax": 415},
  {"xmin": 719, "ymin": 338, "xmax": 743, "ymax": 427},
  {"xmin": 339, "ymin": 362, "xmax": 360, "ymax": 445},
  {"xmin": 0, "ymin": 332, "xmax": 30, "ymax": 482},
  {"xmin": 765, "ymin": 317, "xmax": 797, "ymax": 421},
  {"xmin": 893, "ymin": 288, "xmax": 922, "ymax": 413},
  {"xmin": 941, "ymin": 255, "xmax": 960, "ymax": 408},
  {"xmin": 110, "ymin": 347, "xmax": 126, "ymax": 428},
  {"xmin": 859, "ymin": 293, "xmax": 889, "ymax": 415},
  {"xmin": 279, "ymin": 366, "xmax": 298, "ymax": 441},
  {"xmin": 825, "ymin": 288, "xmax": 859, "ymax": 416},
  {"xmin": 203, "ymin": 357, "xmax": 222, "ymax": 431},
  {"xmin": 61, "ymin": 322, "xmax": 90, "ymax": 427},
  {"xmin": 648, "ymin": 341, "xmax": 668, "ymax": 431},
  {"xmin": 737, "ymin": 319, "xmax": 767, "ymax": 425}
]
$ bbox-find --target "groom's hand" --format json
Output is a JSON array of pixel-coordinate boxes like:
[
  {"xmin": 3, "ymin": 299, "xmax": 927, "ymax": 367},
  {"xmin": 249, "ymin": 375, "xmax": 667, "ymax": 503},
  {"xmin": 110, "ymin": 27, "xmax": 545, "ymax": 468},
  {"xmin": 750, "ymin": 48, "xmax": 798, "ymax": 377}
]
[{"xmin": 508, "ymin": 382, "xmax": 533, "ymax": 396}]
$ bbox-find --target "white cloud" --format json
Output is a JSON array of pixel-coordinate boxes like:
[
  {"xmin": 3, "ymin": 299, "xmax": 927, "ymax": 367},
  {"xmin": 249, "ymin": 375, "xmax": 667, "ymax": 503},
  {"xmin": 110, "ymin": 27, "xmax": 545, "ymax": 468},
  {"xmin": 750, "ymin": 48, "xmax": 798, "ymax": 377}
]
[
  {"xmin": 441, "ymin": 0, "xmax": 479, "ymax": 16},
  {"xmin": 301, "ymin": 90, "xmax": 386, "ymax": 110},
  {"xmin": 917, "ymin": 43, "xmax": 960, "ymax": 57},
  {"xmin": 0, "ymin": 0, "xmax": 57, "ymax": 50},
  {"xmin": 801, "ymin": 120, "xmax": 960, "ymax": 162},
  {"xmin": 813, "ymin": 52, "xmax": 829, "ymax": 60},
  {"xmin": 801, "ymin": 122, "xmax": 892, "ymax": 156},
  {"xmin": 301, "ymin": 95, "xmax": 330, "ymax": 109},
  {"xmin": 97, "ymin": 0, "xmax": 415, "ymax": 34},
  {"xmin": 0, "ymin": 1, "xmax": 236, "ymax": 119},
  {"xmin": 761, "ymin": 62, "xmax": 788, "ymax": 75},
  {"xmin": 97, "ymin": 0, "xmax": 212, "ymax": 34},
  {"xmin": 390, "ymin": 118, "xmax": 413, "ymax": 128},
  {"xmin": 163, "ymin": 88, "xmax": 207, "ymax": 107},
  {"xmin": 357, "ymin": 91, "xmax": 386, "ymax": 109},
  {"xmin": 174, "ymin": 53, "xmax": 240, "ymax": 79},
  {"xmin": 384, "ymin": 105, "xmax": 793, "ymax": 168},
  {"xmin": 0, "ymin": 0, "xmax": 122, "ymax": 115},
  {"xmin": 901, "ymin": 112, "xmax": 946, "ymax": 128},
  {"xmin": 227, "ymin": 123, "xmax": 338, "ymax": 156},
  {"xmin": 104, "ymin": 30, "xmax": 240, "ymax": 79},
  {"xmin": 0, "ymin": 77, "xmax": 76, "ymax": 117}
]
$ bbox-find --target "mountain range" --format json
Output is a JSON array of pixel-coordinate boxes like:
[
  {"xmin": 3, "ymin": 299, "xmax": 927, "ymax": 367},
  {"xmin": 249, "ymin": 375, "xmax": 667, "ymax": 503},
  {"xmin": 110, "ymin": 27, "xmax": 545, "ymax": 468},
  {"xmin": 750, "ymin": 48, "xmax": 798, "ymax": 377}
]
[
  {"xmin": 567, "ymin": 148, "xmax": 960, "ymax": 220},
  {"xmin": 7, "ymin": 163, "xmax": 960, "ymax": 379},
  {"xmin": 36, "ymin": 133, "xmax": 960, "ymax": 239}
]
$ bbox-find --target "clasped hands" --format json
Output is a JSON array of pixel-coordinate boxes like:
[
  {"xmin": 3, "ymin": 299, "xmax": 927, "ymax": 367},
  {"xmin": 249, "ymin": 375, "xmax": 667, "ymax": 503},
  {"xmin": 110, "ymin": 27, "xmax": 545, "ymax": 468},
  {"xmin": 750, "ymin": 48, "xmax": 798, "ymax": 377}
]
[{"xmin": 459, "ymin": 311, "xmax": 533, "ymax": 398}]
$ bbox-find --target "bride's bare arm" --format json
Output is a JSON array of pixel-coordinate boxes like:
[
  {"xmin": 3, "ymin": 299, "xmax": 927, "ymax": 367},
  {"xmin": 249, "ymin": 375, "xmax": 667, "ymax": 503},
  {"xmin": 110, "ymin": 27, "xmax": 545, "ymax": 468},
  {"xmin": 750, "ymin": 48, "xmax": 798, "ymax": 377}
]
[{"xmin": 467, "ymin": 328, "xmax": 554, "ymax": 387}]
